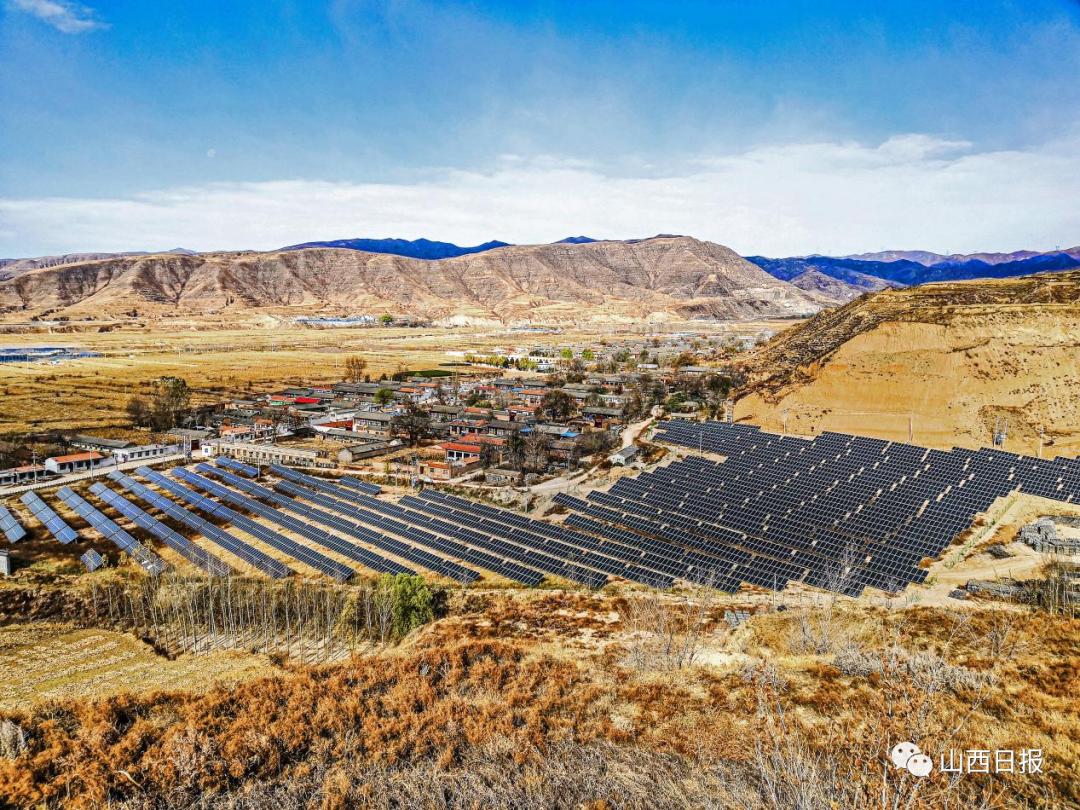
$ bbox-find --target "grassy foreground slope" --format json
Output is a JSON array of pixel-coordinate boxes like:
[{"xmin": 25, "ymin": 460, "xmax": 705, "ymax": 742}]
[
  {"xmin": 0, "ymin": 586, "xmax": 1076, "ymax": 809},
  {"xmin": 737, "ymin": 270, "xmax": 1080, "ymax": 456}
]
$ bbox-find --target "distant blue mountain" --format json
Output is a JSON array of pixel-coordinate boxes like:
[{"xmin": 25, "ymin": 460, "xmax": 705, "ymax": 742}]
[
  {"xmin": 557, "ymin": 236, "xmax": 597, "ymax": 244},
  {"xmin": 280, "ymin": 237, "xmax": 511, "ymax": 259},
  {"xmin": 747, "ymin": 252, "xmax": 1080, "ymax": 288}
]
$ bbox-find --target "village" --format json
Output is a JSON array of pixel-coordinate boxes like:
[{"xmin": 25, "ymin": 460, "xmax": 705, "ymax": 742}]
[{"xmin": 0, "ymin": 330, "xmax": 757, "ymax": 496}]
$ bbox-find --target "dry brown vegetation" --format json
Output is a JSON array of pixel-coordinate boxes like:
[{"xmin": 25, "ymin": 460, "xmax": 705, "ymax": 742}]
[
  {"xmin": 0, "ymin": 321, "xmax": 770, "ymax": 436},
  {"xmin": 0, "ymin": 584, "xmax": 1075, "ymax": 809}
]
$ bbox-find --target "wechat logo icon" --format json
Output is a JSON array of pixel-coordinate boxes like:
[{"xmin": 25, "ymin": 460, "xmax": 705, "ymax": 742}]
[{"xmin": 891, "ymin": 742, "xmax": 933, "ymax": 778}]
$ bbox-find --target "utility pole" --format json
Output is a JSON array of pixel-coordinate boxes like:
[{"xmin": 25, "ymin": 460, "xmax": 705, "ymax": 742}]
[
  {"xmin": 908, "ymin": 413, "xmax": 913, "ymax": 443},
  {"xmin": 1038, "ymin": 427, "xmax": 1045, "ymax": 459}
]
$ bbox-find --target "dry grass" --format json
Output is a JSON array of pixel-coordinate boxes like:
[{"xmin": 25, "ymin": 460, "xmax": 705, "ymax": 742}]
[
  {"xmin": 0, "ymin": 319, "xmax": 789, "ymax": 436},
  {"xmin": 0, "ymin": 588, "xmax": 1075, "ymax": 809},
  {"xmin": 0, "ymin": 623, "xmax": 272, "ymax": 712}
]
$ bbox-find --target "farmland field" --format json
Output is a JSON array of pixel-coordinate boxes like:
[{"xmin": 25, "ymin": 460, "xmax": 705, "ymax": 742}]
[
  {"xmin": 0, "ymin": 623, "xmax": 271, "ymax": 710},
  {"xmin": 0, "ymin": 320, "xmax": 779, "ymax": 436}
]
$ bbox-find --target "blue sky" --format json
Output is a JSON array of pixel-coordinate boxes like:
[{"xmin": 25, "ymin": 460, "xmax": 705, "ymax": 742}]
[{"xmin": 1, "ymin": 0, "xmax": 1078, "ymax": 256}]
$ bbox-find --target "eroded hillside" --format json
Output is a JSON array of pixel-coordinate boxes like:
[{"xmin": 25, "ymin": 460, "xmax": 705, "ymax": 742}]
[
  {"xmin": 737, "ymin": 271, "xmax": 1080, "ymax": 456},
  {"xmin": 0, "ymin": 237, "xmax": 825, "ymax": 325}
]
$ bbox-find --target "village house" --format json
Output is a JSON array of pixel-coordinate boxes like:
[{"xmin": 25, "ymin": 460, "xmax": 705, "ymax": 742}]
[
  {"xmin": 70, "ymin": 435, "xmax": 133, "ymax": 453},
  {"xmin": 486, "ymin": 420, "xmax": 527, "ymax": 439},
  {"xmin": 580, "ymin": 405, "xmax": 626, "ymax": 429},
  {"xmin": 337, "ymin": 440, "xmax": 396, "ymax": 465},
  {"xmin": 351, "ymin": 411, "xmax": 395, "ymax": 437},
  {"xmin": 447, "ymin": 417, "xmax": 490, "ymax": 437},
  {"xmin": 112, "ymin": 443, "xmax": 181, "ymax": 464},
  {"xmin": 439, "ymin": 440, "xmax": 484, "ymax": 464},
  {"xmin": 202, "ymin": 441, "xmax": 334, "ymax": 469},
  {"xmin": 610, "ymin": 445, "xmax": 640, "ymax": 466},
  {"xmin": 517, "ymin": 388, "xmax": 548, "ymax": 405},
  {"xmin": 167, "ymin": 428, "xmax": 213, "ymax": 449},
  {"xmin": 428, "ymin": 404, "xmax": 464, "ymax": 422},
  {"xmin": 45, "ymin": 451, "xmax": 110, "ymax": 475},
  {"xmin": 0, "ymin": 464, "xmax": 48, "ymax": 488}
]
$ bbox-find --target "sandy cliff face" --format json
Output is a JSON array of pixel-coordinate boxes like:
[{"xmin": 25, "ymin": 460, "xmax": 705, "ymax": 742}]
[
  {"xmin": 0, "ymin": 237, "xmax": 824, "ymax": 323},
  {"xmin": 737, "ymin": 271, "xmax": 1080, "ymax": 457}
]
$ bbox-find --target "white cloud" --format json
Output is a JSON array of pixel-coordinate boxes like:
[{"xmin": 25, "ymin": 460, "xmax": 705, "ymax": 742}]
[
  {"xmin": 1, "ymin": 134, "xmax": 1077, "ymax": 257},
  {"xmin": 7, "ymin": 0, "xmax": 106, "ymax": 33}
]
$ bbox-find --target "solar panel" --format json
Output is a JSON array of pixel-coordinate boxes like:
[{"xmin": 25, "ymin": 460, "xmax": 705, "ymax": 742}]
[
  {"xmin": 89, "ymin": 483, "xmax": 232, "ymax": 577},
  {"xmin": 214, "ymin": 456, "xmax": 260, "ymax": 478},
  {"xmin": 193, "ymin": 464, "xmax": 431, "ymax": 579},
  {"xmin": 0, "ymin": 504, "xmax": 27, "ymax": 543},
  {"xmin": 163, "ymin": 467, "xmax": 357, "ymax": 582},
  {"xmin": 56, "ymin": 487, "xmax": 167, "ymax": 576},
  {"xmin": 620, "ymin": 419, "xmax": 1080, "ymax": 596},
  {"xmin": 80, "ymin": 548, "xmax": 105, "ymax": 572},
  {"xmin": 109, "ymin": 470, "xmax": 291, "ymax": 578},
  {"xmin": 20, "ymin": 492, "xmax": 79, "ymax": 544},
  {"xmin": 266, "ymin": 464, "xmax": 381, "ymax": 496},
  {"xmin": 337, "ymin": 475, "xmax": 382, "ymax": 495},
  {"xmin": 259, "ymin": 472, "xmax": 544, "ymax": 586},
  {"xmin": 399, "ymin": 492, "xmax": 609, "ymax": 589},
  {"xmin": 414, "ymin": 490, "xmax": 672, "ymax": 589}
]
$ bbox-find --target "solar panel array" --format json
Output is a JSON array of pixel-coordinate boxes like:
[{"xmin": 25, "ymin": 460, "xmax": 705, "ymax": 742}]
[
  {"xmin": 204, "ymin": 464, "xmax": 472, "ymax": 581},
  {"xmin": 80, "ymin": 548, "xmax": 105, "ymax": 572},
  {"xmin": 338, "ymin": 475, "xmax": 382, "ymax": 496},
  {"xmin": 194, "ymin": 462, "xmax": 424, "ymax": 578},
  {"xmin": 214, "ymin": 456, "xmax": 260, "ymax": 478},
  {"xmin": 110, "ymin": 470, "xmax": 292, "ymax": 578},
  {"xmin": 268, "ymin": 464, "xmax": 603, "ymax": 587},
  {"xmin": 56, "ymin": 486, "xmax": 167, "ymax": 576},
  {"xmin": 263, "ymin": 468, "xmax": 543, "ymax": 586},
  {"xmin": 402, "ymin": 491, "xmax": 615, "ymax": 589},
  {"xmin": 0, "ymin": 504, "xmax": 27, "ymax": 543},
  {"xmin": 20, "ymin": 492, "xmax": 78, "ymax": 544},
  {"xmin": 269, "ymin": 464, "xmax": 381, "ymax": 495},
  {"xmin": 160, "ymin": 468, "xmax": 354, "ymax": 583},
  {"xmin": 540, "ymin": 418, "xmax": 1080, "ymax": 597},
  {"xmin": 89, "ymin": 483, "xmax": 232, "ymax": 577}
]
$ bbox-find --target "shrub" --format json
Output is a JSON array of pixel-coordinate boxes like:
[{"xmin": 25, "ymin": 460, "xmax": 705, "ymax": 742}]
[{"xmin": 376, "ymin": 574, "xmax": 436, "ymax": 641}]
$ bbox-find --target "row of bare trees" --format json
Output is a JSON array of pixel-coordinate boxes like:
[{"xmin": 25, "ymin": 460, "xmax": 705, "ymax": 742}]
[{"xmin": 88, "ymin": 572, "xmax": 435, "ymax": 663}]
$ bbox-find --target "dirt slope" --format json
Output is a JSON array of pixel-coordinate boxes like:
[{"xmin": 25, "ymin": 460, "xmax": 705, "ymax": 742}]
[
  {"xmin": 0, "ymin": 237, "xmax": 825, "ymax": 324},
  {"xmin": 737, "ymin": 270, "xmax": 1080, "ymax": 456}
]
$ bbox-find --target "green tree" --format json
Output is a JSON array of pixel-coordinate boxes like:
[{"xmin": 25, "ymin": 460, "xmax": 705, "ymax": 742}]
[
  {"xmin": 374, "ymin": 387, "xmax": 394, "ymax": 406},
  {"xmin": 375, "ymin": 574, "xmax": 435, "ymax": 640},
  {"xmin": 379, "ymin": 313, "xmax": 394, "ymax": 326},
  {"xmin": 581, "ymin": 348, "xmax": 595, "ymax": 361}
]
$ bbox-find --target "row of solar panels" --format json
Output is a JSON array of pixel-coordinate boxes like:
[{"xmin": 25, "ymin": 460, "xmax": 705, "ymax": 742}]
[
  {"xmin": 4, "ymin": 487, "xmax": 161, "ymax": 574},
  {"xmin": 7, "ymin": 453, "xmax": 899, "ymax": 594},
  {"xmin": 6, "ymin": 466, "xmax": 553, "ymax": 586},
  {"xmin": 634, "ymin": 420, "xmax": 1080, "ymax": 593}
]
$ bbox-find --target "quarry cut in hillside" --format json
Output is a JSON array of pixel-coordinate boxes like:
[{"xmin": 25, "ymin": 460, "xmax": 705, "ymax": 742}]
[
  {"xmin": 0, "ymin": 237, "xmax": 826, "ymax": 325},
  {"xmin": 736, "ymin": 270, "xmax": 1080, "ymax": 457}
]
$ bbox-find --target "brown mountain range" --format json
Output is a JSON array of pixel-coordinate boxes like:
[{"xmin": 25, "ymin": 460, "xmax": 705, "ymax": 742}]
[{"xmin": 0, "ymin": 236, "xmax": 831, "ymax": 324}]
